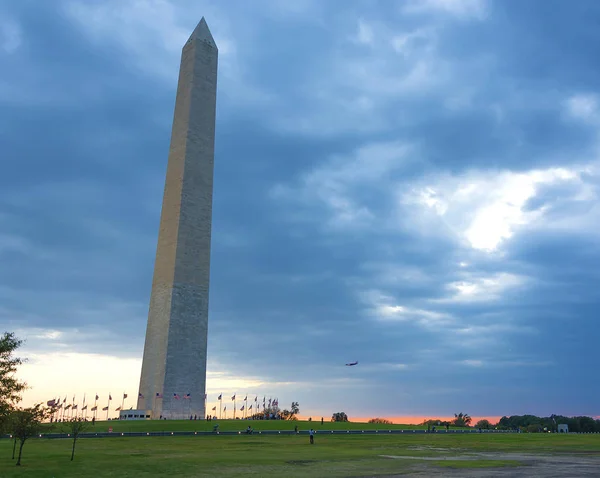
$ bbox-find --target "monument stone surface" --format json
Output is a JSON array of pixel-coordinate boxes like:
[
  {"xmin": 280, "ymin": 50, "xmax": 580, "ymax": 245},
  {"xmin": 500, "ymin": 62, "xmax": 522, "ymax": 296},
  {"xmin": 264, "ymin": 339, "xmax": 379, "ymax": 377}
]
[{"xmin": 137, "ymin": 17, "xmax": 218, "ymax": 419}]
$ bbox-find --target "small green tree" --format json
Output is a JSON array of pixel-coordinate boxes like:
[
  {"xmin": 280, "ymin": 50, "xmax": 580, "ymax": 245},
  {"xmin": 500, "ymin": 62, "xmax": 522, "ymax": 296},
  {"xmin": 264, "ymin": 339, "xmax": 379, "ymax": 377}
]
[
  {"xmin": 11, "ymin": 404, "xmax": 48, "ymax": 466},
  {"xmin": 368, "ymin": 418, "xmax": 393, "ymax": 424},
  {"xmin": 290, "ymin": 401, "xmax": 299, "ymax": 419},
  {"xmin": 452, "ymin": 412, "xmax": 472, "ymax": 427},
  {"xmin": 474, "ymin": 419, "xmax": 492, "ymax": 429},
  {"xmin": 64, "ymin": 417, "xmax": 90, "ymax": 461},
  {"xmin": 331, "ymin": 412, "xmax": 348, "ymax": 422},
  {"xmin": 0, "ymin": 332, "xmax": 27, "ymax": 432}
]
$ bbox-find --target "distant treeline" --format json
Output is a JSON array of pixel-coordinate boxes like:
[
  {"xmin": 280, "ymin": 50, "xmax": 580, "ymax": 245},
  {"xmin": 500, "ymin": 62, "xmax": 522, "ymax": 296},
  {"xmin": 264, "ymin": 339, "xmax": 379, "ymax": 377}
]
[
  {"xmin": 420, "ymin": 414, "xmax": 600, "ymax": 432},
  {"xmin": 497, "ymin": 415, "xmax": 600, "ymax": 433}
]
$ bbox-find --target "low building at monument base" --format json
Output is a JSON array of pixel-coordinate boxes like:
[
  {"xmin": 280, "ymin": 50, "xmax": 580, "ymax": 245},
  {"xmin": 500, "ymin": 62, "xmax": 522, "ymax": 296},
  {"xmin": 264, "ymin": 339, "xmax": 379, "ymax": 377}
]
[{"xmin": 119, "ymin": 409, "xmax": 152, "ymax": 420}]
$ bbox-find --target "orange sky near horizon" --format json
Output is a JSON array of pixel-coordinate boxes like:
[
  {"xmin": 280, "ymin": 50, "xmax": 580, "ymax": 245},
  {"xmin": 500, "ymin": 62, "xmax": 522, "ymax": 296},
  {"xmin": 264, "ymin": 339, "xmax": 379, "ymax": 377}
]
[{"xmin": 300, "ymin": 415, "xmax": 504, "ymax": 425}]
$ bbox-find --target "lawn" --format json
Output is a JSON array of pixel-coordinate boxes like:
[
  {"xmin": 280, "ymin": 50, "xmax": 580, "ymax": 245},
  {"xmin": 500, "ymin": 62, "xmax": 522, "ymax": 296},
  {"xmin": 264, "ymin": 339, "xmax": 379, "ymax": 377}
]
[
  {"xmin": 1, "ymin": 421, "xmax": 599, "ymax": 477},
  {"xmin": 40, "ymin": 418, "xmax": 434, "ymax": 434}
]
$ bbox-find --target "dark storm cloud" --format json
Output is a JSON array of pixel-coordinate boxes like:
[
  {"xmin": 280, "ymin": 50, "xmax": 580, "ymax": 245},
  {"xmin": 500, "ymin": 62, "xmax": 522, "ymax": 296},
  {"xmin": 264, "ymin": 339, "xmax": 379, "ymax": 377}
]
[{"xmin": 2, "ymin": 0, "xmax": 600, "ymax": 417}]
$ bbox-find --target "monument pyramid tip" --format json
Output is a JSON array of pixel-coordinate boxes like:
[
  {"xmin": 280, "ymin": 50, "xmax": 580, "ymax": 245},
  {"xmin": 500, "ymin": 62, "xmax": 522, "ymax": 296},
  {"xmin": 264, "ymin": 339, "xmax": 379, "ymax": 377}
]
[{"xmin": 187, "ymin": 17, "xmax": 217, "ymax": 49}]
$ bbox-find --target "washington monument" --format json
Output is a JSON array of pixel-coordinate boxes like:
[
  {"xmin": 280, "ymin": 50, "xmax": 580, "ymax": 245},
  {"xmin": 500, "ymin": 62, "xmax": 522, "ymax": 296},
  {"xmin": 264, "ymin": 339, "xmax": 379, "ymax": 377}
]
[{"xmin": 137, "ymin": 18, "xmax": 217, "ymax": 419}]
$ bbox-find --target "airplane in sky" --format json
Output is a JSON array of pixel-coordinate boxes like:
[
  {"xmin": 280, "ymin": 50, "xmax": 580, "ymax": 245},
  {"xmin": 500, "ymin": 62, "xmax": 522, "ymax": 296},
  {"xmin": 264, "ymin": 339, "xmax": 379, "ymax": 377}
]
[{"xmin": 345, "ymin": 361, "xmax": 358, "ymax": 366}]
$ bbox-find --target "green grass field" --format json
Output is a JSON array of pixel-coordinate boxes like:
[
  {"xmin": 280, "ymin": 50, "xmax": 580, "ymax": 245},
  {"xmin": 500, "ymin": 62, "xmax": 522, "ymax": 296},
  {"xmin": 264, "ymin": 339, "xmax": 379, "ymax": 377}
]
[
  {"xmin": 40, "ymin": 418, "xmax": 436, "ymax": 434},
  {"xmin": 2, "ymin": 420, "xmax": 599, "ymax": 477}
]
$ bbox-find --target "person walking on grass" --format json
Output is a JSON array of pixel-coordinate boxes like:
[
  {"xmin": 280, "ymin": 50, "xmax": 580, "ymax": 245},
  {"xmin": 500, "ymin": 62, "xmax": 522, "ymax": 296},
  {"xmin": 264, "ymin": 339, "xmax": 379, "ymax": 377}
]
[{"xmin": 309, "ymin": 428, "xmax": 315, "ymax": 444}]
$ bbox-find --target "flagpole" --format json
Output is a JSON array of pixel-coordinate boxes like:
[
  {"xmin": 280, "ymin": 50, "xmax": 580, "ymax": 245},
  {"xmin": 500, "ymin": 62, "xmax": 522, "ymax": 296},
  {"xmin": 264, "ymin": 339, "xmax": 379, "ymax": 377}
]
[
  {"xmin": 106, "ymin": 394, "xmax": 110, "ymax": 420},
  {"xmin": 219, "ymin": 395, "xmax": 222, "ymax": 420},
  {"xmin": 121, "ymin": 392, "xmax": 125, "ymax": 413},
  {"xmin": 82, "ymin": 393, "xmax": 86, "ymax": 420}
]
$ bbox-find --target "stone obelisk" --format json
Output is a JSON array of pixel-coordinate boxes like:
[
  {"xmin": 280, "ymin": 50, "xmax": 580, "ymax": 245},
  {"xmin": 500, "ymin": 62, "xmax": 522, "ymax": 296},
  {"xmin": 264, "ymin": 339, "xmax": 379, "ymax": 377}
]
[{"xmin": 137, "ymin": 17, "xmax": 217, "ymax": 420}]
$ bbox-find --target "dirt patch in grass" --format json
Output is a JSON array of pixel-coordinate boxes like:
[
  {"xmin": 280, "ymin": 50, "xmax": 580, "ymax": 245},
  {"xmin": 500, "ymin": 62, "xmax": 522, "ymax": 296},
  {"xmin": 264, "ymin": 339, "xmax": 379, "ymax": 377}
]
[{"xmin": 380, "ymin": 451, "xmax": 600, "ymax": 477}]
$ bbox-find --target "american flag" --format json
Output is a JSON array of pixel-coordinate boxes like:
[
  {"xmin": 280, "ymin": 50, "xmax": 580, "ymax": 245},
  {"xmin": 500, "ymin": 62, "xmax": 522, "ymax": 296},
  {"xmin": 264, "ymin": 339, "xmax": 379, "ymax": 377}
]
[
  {"xmin": 95, "ymin": 394, "xmax": 99, "ymax": 401},
  {"xmin": 109, "ymin": 394, "xmax": 112, "ymax": 401},
  {"xmin": 231, "ymin": 394, "xmax": 235, "ymax": 401},
  {"xmin": 123, "ymin": 393, "xmax": 128, "ymax": 399},
  {"xmin": 174, "ymin": 393, "xmax": 180, "ymax": 400},
  {"xmin": 212, "ymin": 406, "xmax": 216, "ymax": 411},
  {"xmin": 102, "ymin": 406, "xmax": 108, "ymax": 411},
  {"xmin": 138, "ymin": 393, "xmax": 144, "ymax": 399},
  {"xmin": 218, "ymin": 394, "xmax": 222, "ymax": 400},
  {"xmin": 184, "ymin": 393, "xmax": 191, "ymax": 399},
  {"xmin": 240, "ymin": 405, "xmax": 245, "ymax": 411},
  {"xmin": 156, "ymin": 393, "xmax": 163, "ymax": 398}
]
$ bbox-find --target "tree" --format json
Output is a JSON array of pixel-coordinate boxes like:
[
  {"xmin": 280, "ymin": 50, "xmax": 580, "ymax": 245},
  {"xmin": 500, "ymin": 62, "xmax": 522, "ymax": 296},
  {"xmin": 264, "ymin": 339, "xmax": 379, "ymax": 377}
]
[
  {"xmin": 474, "ymin": 419, "xmax": 492, "ymax": 430},
  {"xmin": 527, "ymin": 423, "xmax": 542, "ymax": 433},
  {"xmin": 368, "ymin": 418, "xmax": 393, "ymax": 424},
  {"xmin": 10, "ymin": 404, "xmax": 48, "ymax": 466},
  {"xmin": 0, "ymin": 332, "xmax": 27, "ymax": 432},
  {"xmin": 331, "ymin": 412, "xmax": 348, "ymax": 422},
  {"xmin": 64, "ymin": 417, "xmax": 90, "ymax": 461},
  {"xmin": 290, "ymin": 401, "xmax": 299, "ymax": 418},
  {"xmin": 280, "ymin": 401, "xmax": 300, "ymax": 421},
  {"xmin": 452, "ymin": 413, "xmax": 472, "ymax": 427}
]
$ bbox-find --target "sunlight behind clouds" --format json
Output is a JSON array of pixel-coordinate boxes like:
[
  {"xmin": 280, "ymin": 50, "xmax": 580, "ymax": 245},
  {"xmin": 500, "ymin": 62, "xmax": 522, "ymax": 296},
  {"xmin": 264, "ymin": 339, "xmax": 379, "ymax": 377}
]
[
  {"xmin": 405, "ymin": 165, "xmax": 593, "ymax": 251},
  {"xmin": 361, "ymin": 289, "xmax": 453, "ymax": 327},
  {"xmin": 443, "ymin": 272, "xmax": 524, "ymax": 302}
]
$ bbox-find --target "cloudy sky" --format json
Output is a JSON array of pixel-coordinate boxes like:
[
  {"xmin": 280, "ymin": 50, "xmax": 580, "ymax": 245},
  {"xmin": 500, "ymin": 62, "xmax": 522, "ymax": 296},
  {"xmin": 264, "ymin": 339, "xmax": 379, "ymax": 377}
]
[{"xmin": 2, "ymin": 0, "xmax": 599, "ymax": 421}]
